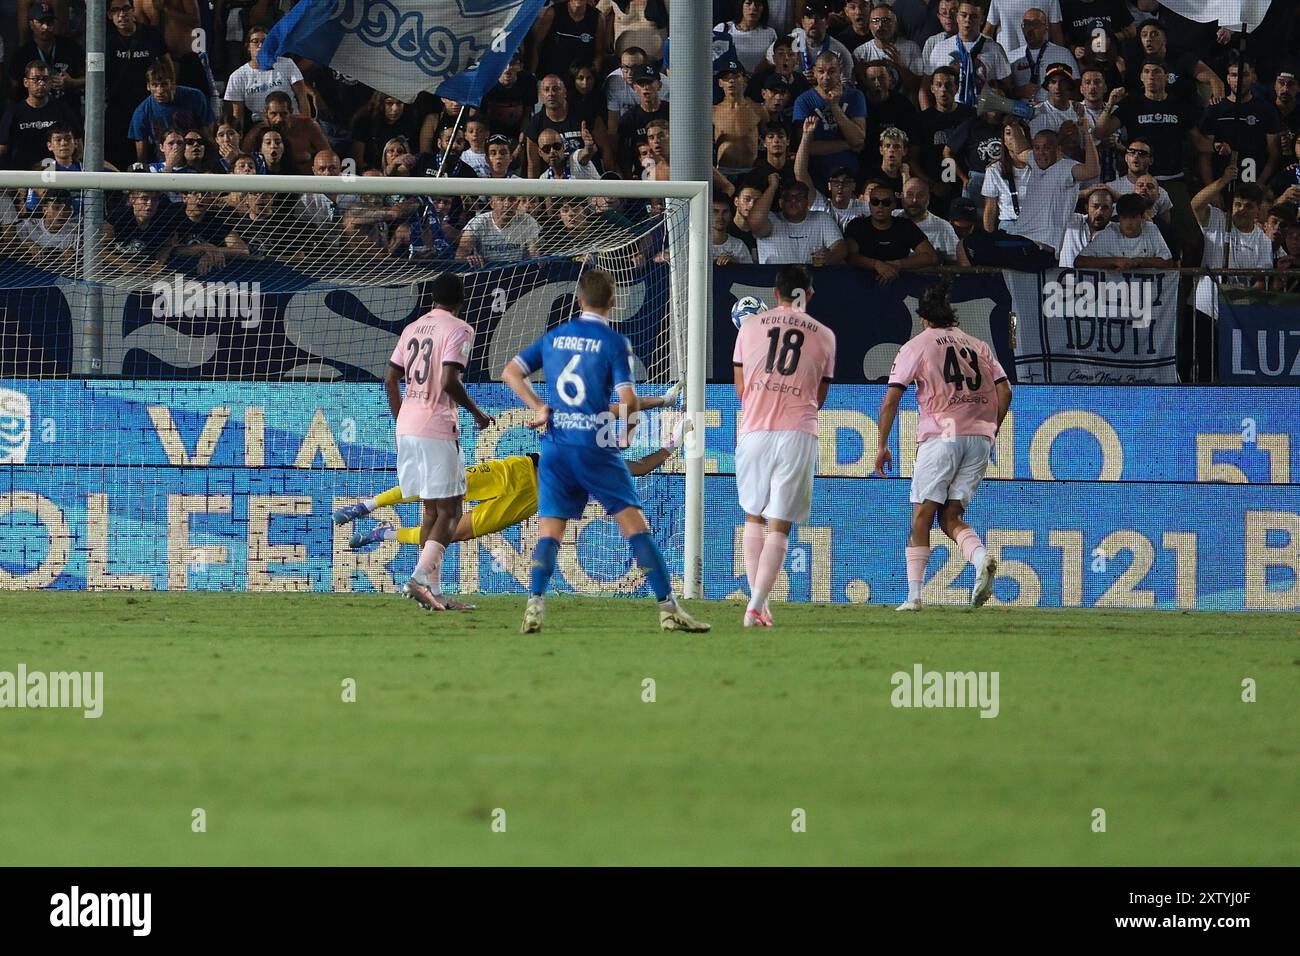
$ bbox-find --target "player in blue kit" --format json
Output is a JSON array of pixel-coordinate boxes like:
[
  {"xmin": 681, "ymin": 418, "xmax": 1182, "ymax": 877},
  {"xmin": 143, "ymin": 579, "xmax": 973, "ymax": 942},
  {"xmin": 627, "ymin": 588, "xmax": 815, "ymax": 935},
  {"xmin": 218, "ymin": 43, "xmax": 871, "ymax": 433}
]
[{"xmin": 501, "ymin": 268, "xmax": 710, "ymax": 635}]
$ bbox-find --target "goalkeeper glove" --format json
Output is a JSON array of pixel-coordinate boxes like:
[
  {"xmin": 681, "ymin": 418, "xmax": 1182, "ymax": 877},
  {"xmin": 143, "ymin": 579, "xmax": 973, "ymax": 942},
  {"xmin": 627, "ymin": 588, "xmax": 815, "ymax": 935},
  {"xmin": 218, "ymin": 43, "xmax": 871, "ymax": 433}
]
[
  {"xmin": 662, "ymin": 416, "xmax": 694, "ymax": 453},
  {"xmin": 660, "ymin": 379, "xmax": 684, "ymax": 407}
]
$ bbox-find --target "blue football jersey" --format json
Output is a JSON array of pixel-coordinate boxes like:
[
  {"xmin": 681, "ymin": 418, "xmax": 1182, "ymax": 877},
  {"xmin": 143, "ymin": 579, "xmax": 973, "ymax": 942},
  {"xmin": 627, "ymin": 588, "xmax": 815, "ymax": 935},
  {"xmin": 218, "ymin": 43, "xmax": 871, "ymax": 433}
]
[{"xmin": 513, "ymin": 312, "xmax": 635, "ymax": 451}]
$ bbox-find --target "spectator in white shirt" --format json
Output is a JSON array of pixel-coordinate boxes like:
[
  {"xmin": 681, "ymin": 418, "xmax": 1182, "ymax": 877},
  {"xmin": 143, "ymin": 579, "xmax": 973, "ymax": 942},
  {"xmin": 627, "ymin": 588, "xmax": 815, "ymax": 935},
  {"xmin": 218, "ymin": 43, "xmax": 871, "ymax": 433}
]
[
  {"xmin": 893, "ymin": 176, "xmax": 961, "ymax": 262},
  {"xmin": 537, "ymin": 126, "xmax": 599, "ymax": 180},
  {"xmin": 459, "ymin": 118, "xmax": 492, "ymax": 177},
  {"xmin": 985, "ymin": 0, "xmax": 1067, "ymax": 57},
  {"xmin": 747, "ymin": 174, "xmax": 847, "ymax": 265},
  {"xmin": 767, "ymin": 1, "xmax": 855, "ymax": 84},
  {"xmin": 224, "ymin": 26, "xmax": 312, "ymax": 130},
  {"xmin": 1058, "ymin": 184, "xmax": 1113, "ymax": 266},
  {"xmin": 605, "ymin": 46, "xmax": 668, "ymax": 138},
  {"xmin": 1102, "ymin": 140, "xmax": 1172, "ymax": 221},
  {"xmin": 457, "ymin": 195, "xmax": 542, "ymax": 266},
  {"xmin": 1074, "ymin": 192, "xmax": 1176, "ymax": 269},
  {"xmin": 852, "ymin": 4, "xmax": 925, "ymax": 95},
  {"xmin": 298, "ymin": 149, "xmax": 361, "ymax": 227},
  {"xmin": 794, "ymin": 116, "xmax": 870, "ymax": 227},
  {"xmin": 1029, "ymin": 64, "xmax": 1080, "ymax": 135},
  {"xmin": 925, "ymin": 0, "xmax": 1013, "ymax": 109},
  {"xmin": 1007, "ymin": 6, "xmax": 1077, "ymax": 104},
  {"xmin": 717, "ymin": 0, "xmax": 779, "ymax": 75}
]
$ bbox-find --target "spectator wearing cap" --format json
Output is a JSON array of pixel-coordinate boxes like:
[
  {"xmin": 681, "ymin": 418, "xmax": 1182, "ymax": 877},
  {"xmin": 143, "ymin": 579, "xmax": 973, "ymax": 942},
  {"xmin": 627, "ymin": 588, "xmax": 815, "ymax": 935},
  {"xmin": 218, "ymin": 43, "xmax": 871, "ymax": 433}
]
[
  {"xmin": 748, "ymin": 35, "xmax": 811, "ymax": 102},
  {"xmin": 747, "ymin": 175, "xmax": 847, "ymax": 265},
  {"xmin": 1273, "ymin": 67, "xmax": 1300, "ymax": 159},
  {"xmin": 1124, "ymin": 19, "xmax": 1222, "ymax": 109},
  {"xmin": 893, "ymin": 176, "xmax": 961, "ymax": 263},
  {"xmin": 8, "ymin": 2, "xmax": 84, "ymax": 106},
  {"xmin": 605, "ymin": 47, "xmax": 668, "ymax": 137},
  {"xmin": 844, "ymin": 180, "xmax": 937, "ymax": 282},
  {"xmin": 767, "ymin": 1, "xmax": 855, "ymax": 86},
  {"xmin": 1198, "ymin": 56, "xmax": 1281, "ymax": 190},
  {"xmin": 795, "ymin": 119, "xmax": 869, "ymax": 228},
  {"xmin": 616, "ymin": 64, "xmax": 669, "ymax": 177},
  {"xmin": 851, "ymin": 4, "xmax": 925, "ymax": 96},
  {"xmin": 714, "ymin": 57, "xmax": 766, "ymax": 176},
  {"xmin": 924, "ymin": 1, "xmax": 1013, "ymax": 110},
  {"xmin": 792, "ymin": 50, "xmax": 867, "ymax": 187},
  {"xmin": 717, "ymin": 0, "xmax": 778, "ymax": 76},
  {"xmin": 758, "ymin": 71, "xmax": 796, "ymax": 127},
  {"xmin": 1029, "ymin": 63, "xmax": 1079, "ymax": 134},
  {"xmin": 1008, "ymin": 7, "xmax": 1077, "ymax": 105}
]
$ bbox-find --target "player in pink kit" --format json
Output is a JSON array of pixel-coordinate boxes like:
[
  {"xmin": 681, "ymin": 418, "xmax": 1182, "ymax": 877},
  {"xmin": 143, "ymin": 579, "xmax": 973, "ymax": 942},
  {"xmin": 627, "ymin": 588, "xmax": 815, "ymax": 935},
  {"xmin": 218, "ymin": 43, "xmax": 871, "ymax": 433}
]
[
  {"xmin": 383, "ymin": 274, "xmax": 495, "ymax": 611},
  {"xmin": 733, "ymin": 264, "xmax": 837, "ymax": 627},
  {"xmin": 874, "ymin": 279, "xmax": 1012, "ymax": 610}
]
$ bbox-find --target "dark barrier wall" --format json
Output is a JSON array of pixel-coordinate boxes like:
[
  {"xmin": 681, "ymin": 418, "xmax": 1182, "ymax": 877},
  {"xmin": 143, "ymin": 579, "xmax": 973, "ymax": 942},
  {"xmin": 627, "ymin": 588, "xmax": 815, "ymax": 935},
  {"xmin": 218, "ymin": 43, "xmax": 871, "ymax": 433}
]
[
  {"xmin": 2, "ymin": 381, "xmax": 1296, "ymax": 610},
  {"xmin": 713, "ymin": 265, "xmax": 1015, "ymax": 384}
]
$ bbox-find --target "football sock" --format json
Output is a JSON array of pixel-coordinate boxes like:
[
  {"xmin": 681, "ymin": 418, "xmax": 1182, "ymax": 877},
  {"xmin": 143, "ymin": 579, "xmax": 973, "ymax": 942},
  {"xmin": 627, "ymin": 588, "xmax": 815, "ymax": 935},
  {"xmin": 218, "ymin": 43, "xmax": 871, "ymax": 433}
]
[
  {"xmin": 906, "ymin": 546, "xmax": 930, "ymax": 602},
  {"xmin": 374, "ymin": 486, "xmax": 405, "ymax": 508},
  {"xmin": 749, "ymin": 530, "xmax": 788, "ymax": 613},
  {"xmin": 742, "ymin": 521, "xmax": 765, "ymax": 593},
  {"xmin": 956, "ymin": 528, "xmax": 985, "ymax": 566},
  {"xmin": 412, "ymin": 540, "xmax": 445, "ymax": 592},
  {"xmin": 396, "ymin": 526, "xmax": 419, "ymax": 544},
  {"xmin": 530, "ymin": 536, "xmax": 560, "ymax": 597},
  {"xmin": 629, "ymin": 532, "xmax": 672, "ymax": 602}
]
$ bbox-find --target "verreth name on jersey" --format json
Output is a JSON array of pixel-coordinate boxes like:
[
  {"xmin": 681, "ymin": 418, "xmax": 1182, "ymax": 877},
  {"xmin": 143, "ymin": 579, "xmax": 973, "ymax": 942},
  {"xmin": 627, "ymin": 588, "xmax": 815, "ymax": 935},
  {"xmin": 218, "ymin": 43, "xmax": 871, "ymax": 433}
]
[{"xmin": 553, "ymin": 336, "xmax": 603, "ymax": 352}]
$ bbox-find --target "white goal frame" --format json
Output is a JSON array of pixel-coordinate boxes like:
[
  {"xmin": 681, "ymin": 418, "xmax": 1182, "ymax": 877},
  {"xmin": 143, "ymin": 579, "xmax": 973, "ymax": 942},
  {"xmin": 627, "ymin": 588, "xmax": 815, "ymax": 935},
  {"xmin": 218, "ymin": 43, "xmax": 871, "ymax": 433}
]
[{"xmin": 0, "ymin": 170, "xmax": 710, "ymax": 600}]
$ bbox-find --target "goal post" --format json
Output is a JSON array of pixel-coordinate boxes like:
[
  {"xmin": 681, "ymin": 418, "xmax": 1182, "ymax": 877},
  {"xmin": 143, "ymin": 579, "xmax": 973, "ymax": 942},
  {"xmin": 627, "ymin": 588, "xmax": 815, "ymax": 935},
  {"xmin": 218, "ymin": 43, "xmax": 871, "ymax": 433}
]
[{"xmin": 0, "ymin": 170, "xmax": 709, "ymax": 599}]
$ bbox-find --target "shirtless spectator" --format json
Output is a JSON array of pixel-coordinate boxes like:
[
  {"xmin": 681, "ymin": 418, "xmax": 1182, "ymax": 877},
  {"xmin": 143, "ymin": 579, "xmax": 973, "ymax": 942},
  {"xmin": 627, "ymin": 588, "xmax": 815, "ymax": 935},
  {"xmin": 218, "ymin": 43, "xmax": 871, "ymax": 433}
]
[{"xmin": 714, "ymin": 58, "xmax": 767, "ymax": 176}]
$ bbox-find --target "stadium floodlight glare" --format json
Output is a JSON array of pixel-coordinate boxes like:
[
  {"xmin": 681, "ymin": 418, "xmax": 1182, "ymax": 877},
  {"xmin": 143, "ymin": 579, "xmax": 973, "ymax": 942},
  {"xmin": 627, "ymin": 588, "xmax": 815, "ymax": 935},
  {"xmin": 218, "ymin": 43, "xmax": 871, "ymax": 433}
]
[{"xmin": 0, "ymin": 170, "xmax": 710, "ymax": 599}]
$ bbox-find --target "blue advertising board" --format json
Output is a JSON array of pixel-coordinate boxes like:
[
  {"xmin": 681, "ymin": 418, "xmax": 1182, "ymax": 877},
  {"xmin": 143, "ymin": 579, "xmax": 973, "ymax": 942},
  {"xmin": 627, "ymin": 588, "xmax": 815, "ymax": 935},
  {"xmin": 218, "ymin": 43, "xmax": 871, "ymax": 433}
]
[{"xmin": 1, "ymin": 381, "xmax": 1296, "ymax": 609}]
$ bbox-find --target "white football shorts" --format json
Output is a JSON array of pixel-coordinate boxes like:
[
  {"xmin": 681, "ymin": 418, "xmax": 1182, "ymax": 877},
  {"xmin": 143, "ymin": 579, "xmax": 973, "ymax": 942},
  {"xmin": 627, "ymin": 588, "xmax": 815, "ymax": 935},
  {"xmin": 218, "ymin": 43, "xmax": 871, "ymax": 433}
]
[
  {"xmin": 396, "ymin": 435, "xmax": 467, "ymax": 500},
  {"xmin": 911, "ymin": 435, "xmax": 993, "ymax": 506},
  {"xmin": 735, "ymin": 429, "xmax": 818, "ymax": 524}
]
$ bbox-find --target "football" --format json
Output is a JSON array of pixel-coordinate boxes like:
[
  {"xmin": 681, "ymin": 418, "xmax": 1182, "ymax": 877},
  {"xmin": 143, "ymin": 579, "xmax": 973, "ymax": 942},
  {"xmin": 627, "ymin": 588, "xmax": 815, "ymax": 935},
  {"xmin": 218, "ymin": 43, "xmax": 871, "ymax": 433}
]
[{"xmin": 731, "ymin": 295, "xmax": 766, "ymax": 329}]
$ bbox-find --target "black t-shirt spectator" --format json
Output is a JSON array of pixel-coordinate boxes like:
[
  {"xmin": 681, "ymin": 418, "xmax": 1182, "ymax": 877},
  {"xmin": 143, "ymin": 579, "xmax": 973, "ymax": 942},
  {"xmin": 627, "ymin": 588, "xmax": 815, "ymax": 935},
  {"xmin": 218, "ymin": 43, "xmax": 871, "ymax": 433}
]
[
  {"xmin": 10, "ymin": 39, "xmax": 86, "ymax": 104},
  {"xmin": 857, "ymin": 160, "xmax": 905, "ymax": 199},
  {"xmin": 1155, "ymin": 7, "xmax": 1218, "ymax": 69},
  {"xmin": 108, "ymin": 200, "xmax": 183, "ymax": 257},
  {"xmin": 481, "ymin": 73, "xmax": 538, "ymax": 138},
  {"xmin": 1123, "ymin": 52, "xmax": 1202, "ymax": 106},
  {"xmin": 536, "ymin": 2, "xmax": 602, "ymax": 82},
  {"xmin": 834, "ymin": 24, "xmax": 872, "ymax": 51},
  {"xmin": 728, "ymin": 221, "xmax": 758, "ymax": 256},
  {"xmin": 1115, "ymin": 94, "xmax": 1197, "ymax": 180},
  {"xmin": 745, "ymin": 157, "xmax": 797, "ymax": 190},
  {"xmin": 616, "ymin": 100, "xmax": 669, "ymax": 166},
  {"xmin": 412, "ymin": 150, "xmax": 479, "ymax": 180},
  {"xmin": 352, "ymin": 110, "xmax": 422, "ymax": 169},
  {"xmin": 845, "ymin": 215, "xmax": 928, "ymax": 261},
  {"xmin": 106, "ymin": 24, "xmax": 167, "ymax": 113},
  {"xmin": 1059, "ymin": 0, "xmax": 1133, "ymax": 48},
  {"xmin": 310, "ymin": 67, "xmax": 374, "ymax": 133},
  {"xmin": 917, "ymin": 104, "xmax": 974, "ymax": 181},
  {"xmin": 947, "ymin": 115, "xmax": 1005, "ymax": 175},
  {"xmin": 525, "ymin": 107, "xmax": 588, "ymax": 155},
  {"xmin": 174, "ymin": 213, "xmax": 235, "ymax": 249},
  {"xmin": 1200, "ymin": 98, "xmax": 1281, "ymax": 181},
  {"xmin": 745, "ymin": 71, "xmax": 811, "ymax": 103},
  {"xmin": 0, "ymin": 98, "xmax": 80, "ymax": 170}
]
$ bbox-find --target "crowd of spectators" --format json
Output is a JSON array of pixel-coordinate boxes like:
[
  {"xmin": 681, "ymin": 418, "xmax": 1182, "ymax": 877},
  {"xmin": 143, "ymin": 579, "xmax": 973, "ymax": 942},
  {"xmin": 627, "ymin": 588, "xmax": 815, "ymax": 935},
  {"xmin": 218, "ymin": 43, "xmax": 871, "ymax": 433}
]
[{"xmin": 1, "ymin": 0, "xmax": 1299, "ymax": 378}]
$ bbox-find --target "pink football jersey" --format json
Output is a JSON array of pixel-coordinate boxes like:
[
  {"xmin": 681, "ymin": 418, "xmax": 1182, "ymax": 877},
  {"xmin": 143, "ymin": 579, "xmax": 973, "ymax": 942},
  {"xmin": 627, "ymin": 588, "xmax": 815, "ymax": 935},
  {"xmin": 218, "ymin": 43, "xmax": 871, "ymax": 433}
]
[
  {"xmin": 389, "ymin": 308, "xmax": 475, "ymax": 441},
  {"xmin": 733, "ymin": 305, "xmax": 836, "ymax": 437},
  {"xmin": 889, "ymin": 326, "xmax": 1006, "ymax": 442}
]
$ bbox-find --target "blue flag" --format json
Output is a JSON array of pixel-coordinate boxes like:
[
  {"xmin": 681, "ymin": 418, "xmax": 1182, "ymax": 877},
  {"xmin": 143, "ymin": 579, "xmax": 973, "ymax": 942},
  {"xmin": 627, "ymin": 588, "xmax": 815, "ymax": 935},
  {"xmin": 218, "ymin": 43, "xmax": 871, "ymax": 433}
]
[{"xmin": 259, "ymin": 0, "xmax": 547, "ymax": 105}]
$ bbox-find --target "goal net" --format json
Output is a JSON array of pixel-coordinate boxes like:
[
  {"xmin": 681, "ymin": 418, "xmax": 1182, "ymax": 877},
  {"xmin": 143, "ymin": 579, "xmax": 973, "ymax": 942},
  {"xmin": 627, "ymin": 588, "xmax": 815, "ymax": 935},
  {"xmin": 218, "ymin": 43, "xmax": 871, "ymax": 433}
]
[{"xmin": 0, "ymin": 171, "xmax": 707, "ymax": 599}]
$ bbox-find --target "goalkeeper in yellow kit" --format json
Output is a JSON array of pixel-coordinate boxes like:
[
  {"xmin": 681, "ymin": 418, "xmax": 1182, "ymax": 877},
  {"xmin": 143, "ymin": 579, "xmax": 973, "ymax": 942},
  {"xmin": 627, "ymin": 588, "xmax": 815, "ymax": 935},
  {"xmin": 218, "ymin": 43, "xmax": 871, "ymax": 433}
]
[{"xmin": 334, "ymin": 385, "xmax": 690, "ymax": 549}]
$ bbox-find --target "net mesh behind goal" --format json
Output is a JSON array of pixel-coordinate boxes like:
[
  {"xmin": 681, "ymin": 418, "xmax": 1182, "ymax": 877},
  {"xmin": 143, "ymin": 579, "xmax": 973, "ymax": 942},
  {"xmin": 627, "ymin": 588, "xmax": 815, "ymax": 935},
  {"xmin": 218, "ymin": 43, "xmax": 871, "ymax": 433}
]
[{"xmin": 0, "ymin": 175, "xmax": 695, "ymax": 596}]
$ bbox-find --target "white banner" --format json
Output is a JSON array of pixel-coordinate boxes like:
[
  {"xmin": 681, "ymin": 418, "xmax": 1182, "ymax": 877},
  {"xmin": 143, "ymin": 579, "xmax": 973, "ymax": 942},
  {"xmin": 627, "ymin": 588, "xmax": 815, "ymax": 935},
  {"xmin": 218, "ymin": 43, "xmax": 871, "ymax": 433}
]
[
  {"xmin": 1006, "ymin": 270, "xmax": 1180, "ymax": 384},
  {"xmin": 1157, "ymin": 1, "xmax": 1272, "ymax": 32}
]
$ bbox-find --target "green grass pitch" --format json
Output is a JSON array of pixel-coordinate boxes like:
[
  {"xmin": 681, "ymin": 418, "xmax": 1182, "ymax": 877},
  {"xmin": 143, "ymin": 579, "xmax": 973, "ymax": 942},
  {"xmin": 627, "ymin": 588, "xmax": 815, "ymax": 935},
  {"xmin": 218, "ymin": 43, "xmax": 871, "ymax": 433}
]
[{"xmin": 2, "ymin": 592, "xmax": 1297, "ymax": 866}]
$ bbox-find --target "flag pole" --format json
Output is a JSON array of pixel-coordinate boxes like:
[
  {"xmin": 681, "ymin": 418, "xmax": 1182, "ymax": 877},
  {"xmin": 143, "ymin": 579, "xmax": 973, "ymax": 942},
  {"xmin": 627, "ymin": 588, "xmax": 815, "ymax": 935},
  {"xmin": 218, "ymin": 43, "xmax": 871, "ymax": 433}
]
[
  {"xmin": 1222, "ymin": 22, "xmax": 1248, "ymax": 272},
  {"xmin": 435, "ymin": 104, "xmax": 470, "ymax": 178}
]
